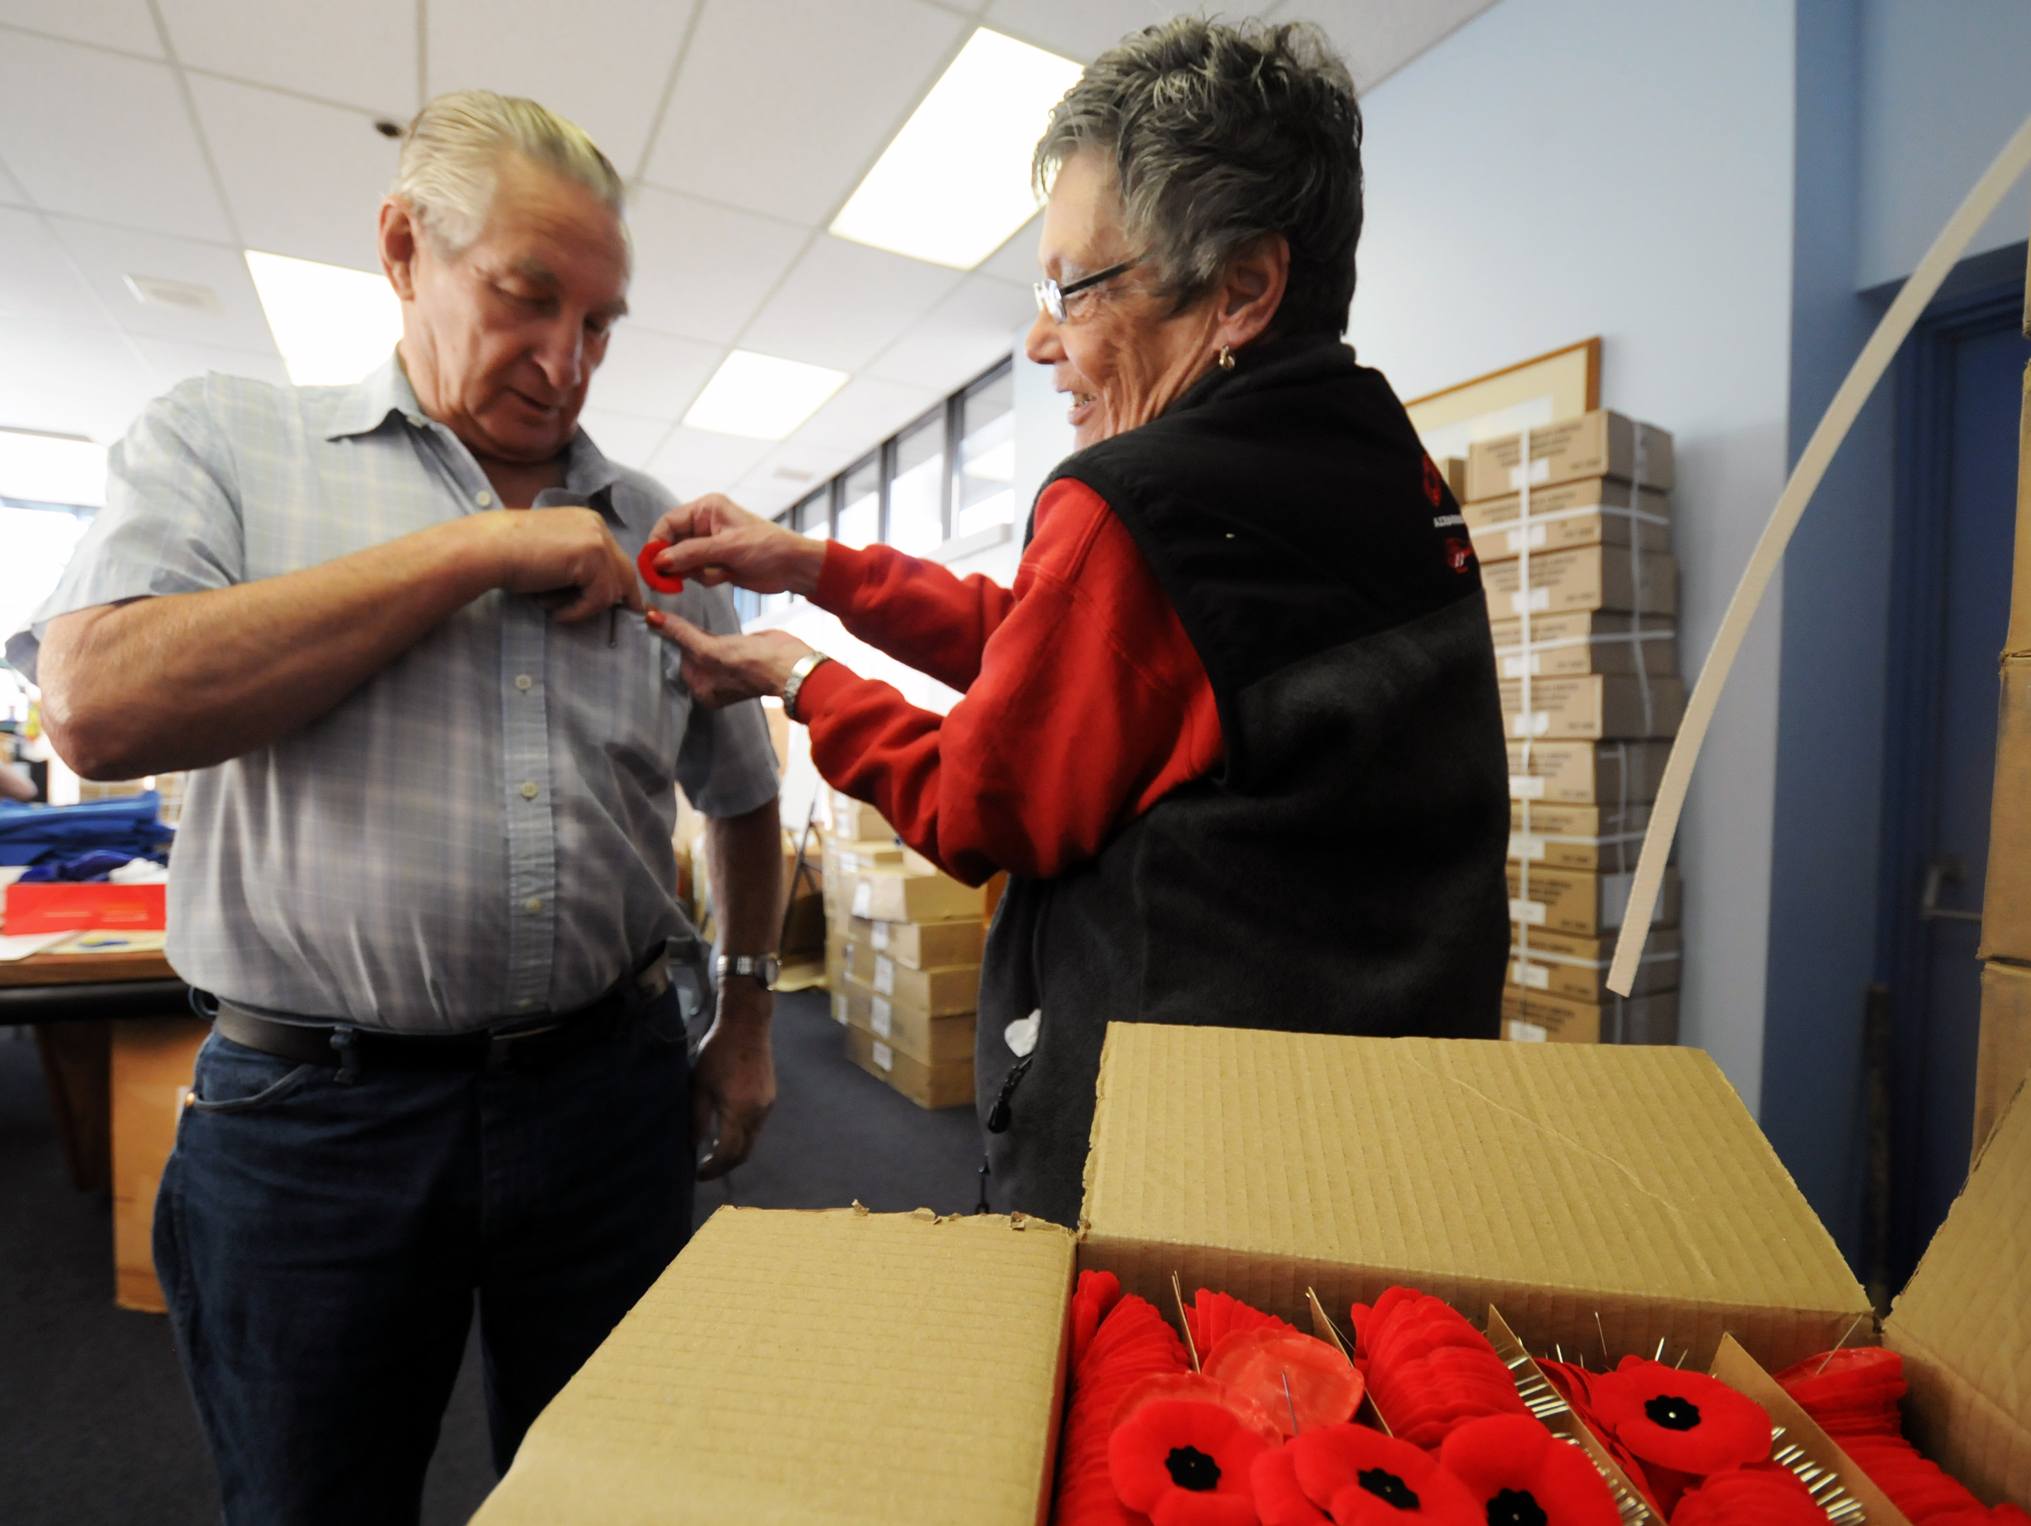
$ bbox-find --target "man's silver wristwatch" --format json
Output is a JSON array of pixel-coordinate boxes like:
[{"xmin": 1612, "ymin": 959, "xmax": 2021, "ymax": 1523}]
[
  {"xmin": 716, "ymin": 953, "xmax": 781, "ymax": 991},
  {"xmin": 780, "ymin": 651, "xmax": 832, "ymax": 721}
]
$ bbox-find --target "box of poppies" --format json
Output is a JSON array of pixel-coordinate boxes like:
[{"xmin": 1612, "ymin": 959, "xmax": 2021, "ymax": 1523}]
[{"xmin": 473, "ymin": 1026, "xmax": 2030, "ymax": 1524}]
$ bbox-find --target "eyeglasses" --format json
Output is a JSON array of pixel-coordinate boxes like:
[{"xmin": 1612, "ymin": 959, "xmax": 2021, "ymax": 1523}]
[{"xmin": 1033, "ymin": 258, "xmax": 1140, "ymax": 323}]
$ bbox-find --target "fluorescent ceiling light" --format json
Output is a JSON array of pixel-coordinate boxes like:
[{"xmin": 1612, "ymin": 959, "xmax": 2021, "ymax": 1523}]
[
  {"xmin": 0, "ymin": 429, "xmax": 109, "ymax": 506},
  {"xmin": 830, "ymin": 27, "xmax": 1081, "ymax": 270},
  {"xmin": 682, "ymin": 351, "xmax": 848, "ymax": 441},
  {"xmin": 244, "ymin": 250, "xmax": 402, "ymax": 387}
]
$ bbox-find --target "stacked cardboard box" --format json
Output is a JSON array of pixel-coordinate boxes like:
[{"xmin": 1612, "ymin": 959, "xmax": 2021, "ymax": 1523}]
[
  {"xmin": 822, "ymin": 791, "xmax": 985, "ymax": 1110},
  {"xmin": 1973, "ymin": 322, "xmax": 2031, "ymax": 1159},
  {"xmin": 1466, "ymin": 410, "xmax": 1685, "ymax": 1045}
]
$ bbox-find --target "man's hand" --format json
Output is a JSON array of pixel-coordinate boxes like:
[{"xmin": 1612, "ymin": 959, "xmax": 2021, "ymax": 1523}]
[
  {"xmin": 646, "ymin": 493, "xmax": 826, "ymax": 596},
  {"xmin": 647, "ymin": 612, "xmax": 811, "ymax": 708},
  {"xmin": 475, "ymin": 506, "xmax": 642, "ymax": 623},
  {"xmin": 692, "ymin": 985, "xmax": 775, "ymax": 1181}
]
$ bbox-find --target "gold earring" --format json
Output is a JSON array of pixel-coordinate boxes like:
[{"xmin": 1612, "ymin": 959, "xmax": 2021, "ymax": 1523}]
[{"xmin": 1217, "ymin": 344, "xmax": 1236, "ymax": 370}]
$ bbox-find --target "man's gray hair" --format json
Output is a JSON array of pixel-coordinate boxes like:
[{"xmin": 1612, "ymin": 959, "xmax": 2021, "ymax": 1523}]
[
  {"xmin": 391, "ymin": 89, "xmax": 626, "ymax": 253},
  {"xmin": 1034, "ymin": 18, "xmax": 1364, "ymax": 337}
]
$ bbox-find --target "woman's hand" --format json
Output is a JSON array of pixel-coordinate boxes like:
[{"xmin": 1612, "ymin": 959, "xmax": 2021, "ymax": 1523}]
[
  {"xmin": 647, "ymin": 611, "xmax": 812, "ymax": 708},
  {"xmin": 646, "ymin": 493, "xmax": 826, "ymax": 596}
]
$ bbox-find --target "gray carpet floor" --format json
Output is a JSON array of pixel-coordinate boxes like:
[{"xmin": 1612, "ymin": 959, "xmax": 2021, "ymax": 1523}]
[{"xmin": 0, "ymin": 990, "xmax": 983, "ymax": 1524}]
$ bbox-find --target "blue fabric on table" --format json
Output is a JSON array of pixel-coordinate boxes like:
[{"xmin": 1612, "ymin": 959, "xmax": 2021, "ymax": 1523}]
[{"xmin": 0, "ymin": 792, "xmax": 173, "ymax": 866}]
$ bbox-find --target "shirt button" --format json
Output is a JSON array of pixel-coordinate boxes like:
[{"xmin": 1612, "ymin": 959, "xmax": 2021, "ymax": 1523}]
[
  {"xmin": 523, "ymin": 897, "xmax": 543, "ymax": 914},
  {"xmin": 514, "ymin": 674, "xmax": 533, "ymax": 692},
  {"xmin": 476, "ymin": 490, "xmax": 493, "ymax": 507},
  {"xmin": 519, "ymin": 780, "xmax": 539, "ymax": 800}
]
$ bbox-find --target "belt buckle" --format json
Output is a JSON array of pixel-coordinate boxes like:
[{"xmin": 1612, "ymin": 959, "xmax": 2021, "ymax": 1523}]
[{"xmin": 486, "ymin": 1018, "xmax": 563, "ymax": 1070}]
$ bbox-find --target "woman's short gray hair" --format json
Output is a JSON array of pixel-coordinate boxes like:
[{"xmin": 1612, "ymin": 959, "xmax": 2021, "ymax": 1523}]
[
  {"xmin": 391, "ymin": 89, "xmax": 626, "ymax": 253},
  {"xmin": 1034, "ymin": 18, "xmax": 1364, "ymax": 337}
]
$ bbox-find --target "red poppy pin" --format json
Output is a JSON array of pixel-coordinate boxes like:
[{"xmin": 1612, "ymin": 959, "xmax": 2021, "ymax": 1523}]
[
  {"xmin": 1438, "ymin": 1414, "xmax": 1620, "ymax": 1526},
  {"xmin": 1109, "ymin": 1397, "xmax": 1274, "ymax": 1526}
]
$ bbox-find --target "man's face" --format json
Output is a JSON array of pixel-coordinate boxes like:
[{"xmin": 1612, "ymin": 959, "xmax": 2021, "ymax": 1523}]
[{"xmin": 390, "ymin": 154, "xmax": 630, "ymax": 465}]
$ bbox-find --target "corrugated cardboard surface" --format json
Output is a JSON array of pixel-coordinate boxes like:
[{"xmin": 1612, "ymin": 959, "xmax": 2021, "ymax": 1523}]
[
  {"xmin": 1465, "ymin": 411, "xmax": 1676, "ymax": 502},
  {"xmin": 1500, "ymin": 987, "xmax": 1679, "ymax": 1045},
  {"xmin": 1509, "ymin": 800, "xmax": 1652, "ymax": 873},
  {"xmin": 1500, "ymin": 674, "xmax": 1687, "ymax": 740},
  {"xmin": 1508, "ymin": 740, "xmax": 1671, "ymax": 805},
  {"xmin": 868, "ymin": 916, "xmax": 985, "ymax": 970},
  {"xmin": 1884, "ymin": 1085, "xmax": 2031, "ymax": 1508},
  {"xmin": 1507, "ymin": 863, "xmax": 1680, "ymax": 937},
  {"xmin": 1973, "ymin": 960, "xmax": 2031, "ymax": 1158},
  {"xmin": 872, "ymin": 956, "xmax": 980, "ymax": 1017},
  {"xmin": 1491, "ymin": 610, "xmax": 1678, "ymax": 678},
  {"xmin": 845, "ymin": 1024, "xmax": 973, "ymax": 1109},
  {"xmin": 1080, "ymin": 1025, "xmax": 1865, "ymax": 1370},
  {"xmin": 474, "ymin": 1208, "xmax": 1074, "ymax": 1525},
  {"xmin": 1465, "ymin": 478, "xmax": 1673, "ymax": 562},
  {"xmin": 847, "ymin": 867, "xmax": 982, "ymax": 924},
  {"xmin": 1985, "ymin": 656, "xmax": 2031, "ymax": 962},
  {"xmin": 1481, "ymin": 545, "xmax": 1678, "ymax": 620},
  {"xmin": 110, "ymin": 1016, "xmax": 208, "ymax": 1313},
  {"xmin": 1509, "ymin": 926, "xmax": 1681, "ymax": 1001}
]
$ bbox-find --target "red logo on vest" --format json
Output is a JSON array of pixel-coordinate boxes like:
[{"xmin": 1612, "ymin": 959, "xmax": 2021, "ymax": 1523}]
[
  {"xmin": 1421, "ymin": 454, "xmax": 1444, "ymax": 507},
  {"xmin": 1444, "ymin": 536, "xmax": 1475, "ymax": 574}
]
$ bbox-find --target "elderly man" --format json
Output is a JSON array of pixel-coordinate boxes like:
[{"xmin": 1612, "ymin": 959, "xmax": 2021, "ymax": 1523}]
[{"xmin": 6, "ymin": 92, "xmax": 781, "ymax": 1522}]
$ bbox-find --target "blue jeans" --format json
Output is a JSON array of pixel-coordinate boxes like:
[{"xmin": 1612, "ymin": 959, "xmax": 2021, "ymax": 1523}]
[{"xmin": 153, "ymin": 990, "xmax": 694, "ymax": 1525}]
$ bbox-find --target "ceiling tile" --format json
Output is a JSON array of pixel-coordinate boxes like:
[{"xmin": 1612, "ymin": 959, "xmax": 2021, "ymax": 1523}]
[
  {"xmin": 0, "ymin": 209, "xmax": 104, "ymax": 327},
  {"xmin": 0, "ymin": 314, "xmax": 158, "ymax": 442},
  {"xmin": 644, "ymin": 0, "xmax": 967, "ymax": 224},
  {"xmin": 978, "ymin": 212, "xmax": 1043, "ymax": 285},
  {"xmin": 0, "ymin": 0, "xmax": 164, "ymax": 56},
  {"xmin": 0, "ymin": 33, "xmax": 231, "ymax": 242},
  {"xmin": 867, "ymin": 273, "xmax": 1028, "ymax": 394},
  {"xmin": 577, "ymin": 407, "xmax": 672, "ymax": 470},
  {"xmin": 1260, "ymin": 0, "xmax": 1499, "ymax": 90},
  {"xmin": 794, "ymin": 375, "xmax": 939, "ymax": 454},
  {"xmin": 135, "ymin": 338, "xmax": 289, "ymax": 393},
  {"xmin": 979, "ymin": 0, "xmax": 1184, "ymax": 62},
  {"xmin": 589, "ymin": 327, "xmax": 722, "ymax": 420},
  {"xmin": 624, "ymin": 188, "xmax": 809, "ymax": 346},
  {"xmin": 428, "ymin": 0, "xmax": 698, "ymax": 175},
  {"xmin": 158, "ymin": 0, "xmax": 414, "ymax": 115},
  {"xmin": 645, "ymin": 425, "xmax": 772, "ymax": 500},
  {"xmin": 738, "ymin": 235, "xmax": 963, "ymax": 373},
  {"xmin": 190, "ymin": 76, "xmax": 399, "ymax": 272},
  {"xmin": 46, "ymin": 217, "xmax": 275, "ymax": 351},
  {"xmin": 0, "ymin": 154, "xmax": 26, "ymax": 206}
]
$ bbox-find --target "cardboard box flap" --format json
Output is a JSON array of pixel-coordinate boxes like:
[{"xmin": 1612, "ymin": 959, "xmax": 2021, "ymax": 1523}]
[
  {"xmin": 1883, "ymin": 1082, "xmax": 2031, "ymax": 1508},
  {"xmin": 475, "ymin": 1207, "xmax": 1076, "ymax": 1525},
  {"xmin": 1080, "ymin": 1026, "xmax": 1867, "ymax": 1370}
]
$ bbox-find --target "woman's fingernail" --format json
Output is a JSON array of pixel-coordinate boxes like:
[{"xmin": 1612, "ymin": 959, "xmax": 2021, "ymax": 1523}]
[{"xmin": 645, "ymin": 610, "xmax": 663, "ymax": 628}]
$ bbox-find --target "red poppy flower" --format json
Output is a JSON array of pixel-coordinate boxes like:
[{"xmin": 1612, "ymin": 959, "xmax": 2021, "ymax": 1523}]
[
  {"xmin": 1056, "ymin": 1292, "xmax": 1189, "ymax": 1525},
  {"xmin": 1204, "ymin": 1328, "xmax": 1365, "ymax": 1436},
  {"xmin": 1109, "ymin": 1397, "xmax": 1272, "ymax": 1526},
  {"xmin": 1279, "ymin": 1422, "xmax": 1480, "ymax": 1525},
  {"xmin": 1772, "ymin": 1347, "xmax": 1905, "ymax": 1438},
  {"xmin": 1590, "ymin": 1356, "xmax": 1770, "ymax": 1476},
  {"xmin": 1111, "ymin": 1371, "xmax": 1284, "ymax": 1441},
  {"xmin": 1071, "ymin": 1270, "xmax": 1126, "ymax": 1373},
  {"xmin": 1670, "ymin": 1463, "xmax": 1825, "ymax": 1525},
  {"xmin": 1185, "ymin": 1288, "xmax": 1298, "ymax": 1364},
  {"xmin": 1555, "ymin": 1390, "xmax": 1660, "ymax": 1514},
  {"xmin": 1253, "ymin": 1446, "xmax": 1335, "ymax": 1526},
  {"xmin": 1438, "ymin": 1414, "xmax": 1620, "ymax": 1526}
]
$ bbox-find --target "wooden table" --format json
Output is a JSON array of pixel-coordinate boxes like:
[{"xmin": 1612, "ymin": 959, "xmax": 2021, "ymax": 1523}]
[{"xmin": 1, "ymin": 944, "xmax": 185, "ymax": 1193}]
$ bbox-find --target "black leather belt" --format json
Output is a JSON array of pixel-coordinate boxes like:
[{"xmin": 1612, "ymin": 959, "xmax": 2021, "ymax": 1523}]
[{"xmin": 201, "ymin": 958, "xmax": 672, "ymax": 1073}]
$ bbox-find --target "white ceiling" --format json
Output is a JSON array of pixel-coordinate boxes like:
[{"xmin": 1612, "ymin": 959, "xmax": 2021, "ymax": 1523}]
[{"xmin": 0, "ymin": 0, "xmax": 1495, "ymax": 515}]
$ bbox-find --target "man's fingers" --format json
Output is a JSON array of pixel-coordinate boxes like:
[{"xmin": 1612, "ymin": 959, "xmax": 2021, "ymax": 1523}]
[{"xmin": 697, "ymin": 1104, "xmax": 760, "ymax": 1180}]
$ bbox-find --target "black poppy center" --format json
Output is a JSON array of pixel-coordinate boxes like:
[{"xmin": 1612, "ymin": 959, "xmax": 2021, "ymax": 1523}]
[
  {"xmin": 1644, "ymin": 1393, "xmax": 1704, "ymax": 1431},
  {"xmin": 1165, "ymin": 1445, "xmax": 1221, "ymax": 1492},
  {"xmin": 1358, "ymin": 1467, "xmax": 1421, "ymax": 1510},
  {"xmin": 1487, "ymin": 1488, "xmax": 1549, "ymax": 1526}
]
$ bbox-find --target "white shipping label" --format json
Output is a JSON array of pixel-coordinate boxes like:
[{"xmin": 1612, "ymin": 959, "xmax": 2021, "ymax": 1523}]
[
  {"xmin": 1501, "ymin": 654, "xmax": 1546, "ymax": 679},
  {"xmin": 850, "ymin": 882, "xmax": 872, "ymax": 919},
  {"xmin": 1511, "ymin": 960, "xmax": 1551, "ymax": 990},
  {"xmin": 1601, "ymin": 871, "xmax": 1635, "ymax": 929},
  {"xmin": 1508, "ymin": 898, "xmax": 1547, "ymax": 927},
  {"xmin": 873, "ymin": 957, "xmax": 895, "ymax": 996},
  {"xmin": 870, "ymin": 922, "xmax": 890, "ymax": 952},
  {"xmin": 1509, "ymin": 775, "xmax": 1547, "ymax": 800},
  {"xmin": 1504, "ymin": 525, "xmax": 1549, "ymax": 554},
  {"xmin": 1505, "ymin": 1020, "xmax": 1550, "ymax": 1043},
  {"xmin": 871, "ymin": 997, "xmax": 893, "ymax": 1039},
  {"xmin": 1506, "ymin": 457, "xmax": 1553, "ymax": 490},
  {"xmin": 1506, "ymin": 586, "xmax": 1553, "ymax": 616},
  {"xmin": 1509, "ymin": 712, "xmax": 1551, "ymax": 738},
  {"xmin": 831, "ymin": 995, "xmax": 848, "ymax": 1025},
  {"xmin": 1509, "ymin": 834, "xmax": 1547, "ymax": 863},
  {"xmin": 872, "ymin": 1039, "xmax": 894, "ymax": 1073}
]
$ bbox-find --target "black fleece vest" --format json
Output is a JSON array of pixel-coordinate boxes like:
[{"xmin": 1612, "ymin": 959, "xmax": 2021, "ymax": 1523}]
[{"xmin": 975, "ymin": 336, "xmax": 1510, "ymax": 1226}]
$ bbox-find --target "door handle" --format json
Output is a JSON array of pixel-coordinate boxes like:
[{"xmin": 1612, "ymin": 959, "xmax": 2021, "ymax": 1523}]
[{"xmin": 1919, "ymin": 853, "xmax": 1983, "ymax": 925}]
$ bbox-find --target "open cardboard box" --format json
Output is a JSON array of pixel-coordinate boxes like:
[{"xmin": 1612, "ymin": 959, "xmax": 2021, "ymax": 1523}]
[{"xmin": 474, "ymin": 1025, "xmax": 2029, "ymax": 1522}]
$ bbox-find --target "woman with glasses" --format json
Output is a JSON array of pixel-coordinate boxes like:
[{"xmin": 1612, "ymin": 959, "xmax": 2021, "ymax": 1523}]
[{"xmin": 643, "ymin": 18, "xmax": 1509, "ymax": 1225}]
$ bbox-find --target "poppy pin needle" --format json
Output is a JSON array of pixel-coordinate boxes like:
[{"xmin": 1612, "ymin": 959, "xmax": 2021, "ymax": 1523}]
[{"xmin": 1281, "ymin": 1369, "xmax": 1300, "ymax": 1434}]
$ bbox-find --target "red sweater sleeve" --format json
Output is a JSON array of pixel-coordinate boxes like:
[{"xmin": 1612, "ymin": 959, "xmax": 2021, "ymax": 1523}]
[
  {"xmin": 797, "ymin": 480, "xmax": 1223, "ymax": 885},
  {"xmin": 814, "ymin": 540, "xmax": 1018, "ymax": 692}
]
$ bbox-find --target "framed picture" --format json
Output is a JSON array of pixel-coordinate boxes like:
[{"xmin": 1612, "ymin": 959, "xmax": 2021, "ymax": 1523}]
[{"xmin": 1404, "ymin": 339, "xmax": 1601, "ymax": 465}]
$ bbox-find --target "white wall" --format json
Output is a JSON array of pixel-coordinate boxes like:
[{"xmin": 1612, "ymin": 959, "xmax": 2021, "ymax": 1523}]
[
  {"xmin": 1855, "ymin": 0, "xmax": 2031, "ymax": 292},
  {"xmin": 1349, "ymin": 0, "xmax": 1801, "ymax": 1111}
]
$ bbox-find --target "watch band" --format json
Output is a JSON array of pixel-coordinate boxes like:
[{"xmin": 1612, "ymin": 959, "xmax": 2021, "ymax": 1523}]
[
  {"xmin": 716, "ymin": 953, "xmax": 780, "ymax": 991},
  {"xmin": 780, "ymin": 651, "xmax": 832, "ymax": 722}
]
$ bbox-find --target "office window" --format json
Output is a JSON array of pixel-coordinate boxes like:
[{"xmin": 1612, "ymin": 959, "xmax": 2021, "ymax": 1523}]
[
  {"xmin": 953, "ymin": 363, "xmax": 1015, "ymax": 538},
  {"xmin": 836, "ymin": 458, "xmax": 881, "ymax": 549},
  {"xmin": 793, "ymin": 490, "xmax": 830, "ymax": 541},
  {"xmin": 888, "ymin": 414, "xmax": 946, "ymax": 557}
]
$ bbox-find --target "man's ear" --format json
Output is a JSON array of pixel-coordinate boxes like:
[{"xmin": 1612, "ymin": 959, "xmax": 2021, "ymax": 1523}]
[
  {"xmin": 379, "ymin": 198, "xmax": 420, "ymax": 302},
  {"xmin": 1216, "ymin": 232, "xmax": 1291, "ymax": 351}
]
